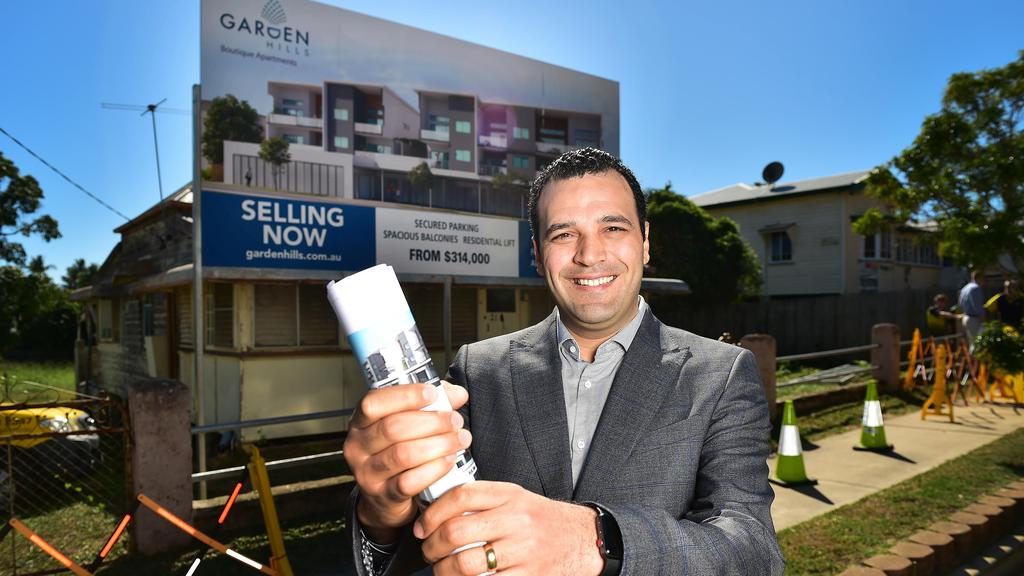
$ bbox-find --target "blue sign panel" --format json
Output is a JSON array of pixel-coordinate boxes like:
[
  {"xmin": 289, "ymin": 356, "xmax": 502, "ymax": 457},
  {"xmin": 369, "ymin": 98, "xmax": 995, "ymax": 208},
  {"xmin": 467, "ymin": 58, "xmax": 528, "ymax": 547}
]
[
  {"xmin": 518, "ymin": 220, "xmax": 540, "ymax": 278},
  {"xmin": 202, "ymin": 190, "xmax": 375, "ymax": 272}
]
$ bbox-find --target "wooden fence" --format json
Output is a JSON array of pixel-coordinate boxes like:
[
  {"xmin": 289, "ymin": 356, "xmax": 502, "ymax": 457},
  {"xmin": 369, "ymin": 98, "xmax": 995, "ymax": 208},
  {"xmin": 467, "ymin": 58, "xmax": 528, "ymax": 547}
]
[{"xmin": 649, "ymin": 289, "xmax": 948, "ymax": 356}]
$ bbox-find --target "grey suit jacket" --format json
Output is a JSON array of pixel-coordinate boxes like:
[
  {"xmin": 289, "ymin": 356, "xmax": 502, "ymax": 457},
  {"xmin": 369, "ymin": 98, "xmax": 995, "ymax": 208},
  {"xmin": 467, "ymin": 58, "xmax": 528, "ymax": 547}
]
[{"xmin": 348, "ymin": 309, "xmax": 785, "ymax": 575}]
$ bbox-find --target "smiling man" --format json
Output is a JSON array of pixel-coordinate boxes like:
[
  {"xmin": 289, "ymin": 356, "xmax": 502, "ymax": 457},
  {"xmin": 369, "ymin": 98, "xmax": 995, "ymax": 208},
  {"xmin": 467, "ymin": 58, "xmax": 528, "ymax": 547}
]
[{"xmin": 344, "ymin": 148, "xmax": 784, "ymax": 575}]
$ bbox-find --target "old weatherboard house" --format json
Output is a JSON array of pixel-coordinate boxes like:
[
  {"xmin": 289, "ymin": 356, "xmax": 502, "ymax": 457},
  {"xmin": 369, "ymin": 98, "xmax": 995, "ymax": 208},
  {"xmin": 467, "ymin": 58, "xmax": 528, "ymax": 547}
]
[{"xmin": 691, "ymin": 169, "xmax": 958, "ymax": 297}]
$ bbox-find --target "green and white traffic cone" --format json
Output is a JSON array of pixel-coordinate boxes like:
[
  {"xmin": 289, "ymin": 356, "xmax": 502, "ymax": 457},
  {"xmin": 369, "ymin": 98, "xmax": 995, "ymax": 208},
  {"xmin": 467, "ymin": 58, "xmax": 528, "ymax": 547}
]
[
  {"xmin": 772, "ymin": 400, "xmax": 816, "ymax": 486},
  {"xmin": 854, "ymin": 380, "xmax": 894, "ymax": 451}
]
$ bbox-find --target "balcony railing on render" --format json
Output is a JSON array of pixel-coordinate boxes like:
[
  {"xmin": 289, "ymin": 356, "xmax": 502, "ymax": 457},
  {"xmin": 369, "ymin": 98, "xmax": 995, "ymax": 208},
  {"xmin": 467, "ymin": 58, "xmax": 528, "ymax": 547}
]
[
  {"xmin": 268, "ymin": 113, "xmax": 323, "ymax": 130},
  {"xmin": 479, "ymin": 165, "xmax": 507, "ymax": 177},
  {"xmin": 536, "ymin": 141, "xmax": 571, "ymax": 155},
  {"xmin": 354, "ymin": 121, "xmax": 383, "ymax": 135},
  {"xmin": 420, "ymin": 128, "xmax": 450, "ymax": 142},
  {"xmin": 232, "ymin": 154, "xmax": 344, "ymax": 197},
  {"xmin": 478, "ymin": 133, "xmax": 508, "ymax": 149}
]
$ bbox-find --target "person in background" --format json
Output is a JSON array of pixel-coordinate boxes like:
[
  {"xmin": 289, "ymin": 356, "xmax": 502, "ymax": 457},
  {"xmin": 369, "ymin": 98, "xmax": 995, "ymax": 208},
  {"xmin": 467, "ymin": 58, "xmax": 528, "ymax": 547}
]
[
  {"xmin": 989, "ymin": 279, "xmax": 1023, "ymax": 329},
  {"xmin": 926, "ymin": 293, "xmax": 959, "ymax": 337},
  {"xmin": 958, "ymin": 270, "xmax": 986, "ymax": 351}
]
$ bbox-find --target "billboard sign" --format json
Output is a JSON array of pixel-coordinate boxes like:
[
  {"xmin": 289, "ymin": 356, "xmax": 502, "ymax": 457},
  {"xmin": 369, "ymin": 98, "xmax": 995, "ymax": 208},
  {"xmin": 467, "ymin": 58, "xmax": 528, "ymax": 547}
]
[
  {"xmin": 201, "ymin": 188, "xmax": 539, "ymax": 277},
  {"xmin": 202, "ymin": 189, "xmax": 375, "ymax": 271}
]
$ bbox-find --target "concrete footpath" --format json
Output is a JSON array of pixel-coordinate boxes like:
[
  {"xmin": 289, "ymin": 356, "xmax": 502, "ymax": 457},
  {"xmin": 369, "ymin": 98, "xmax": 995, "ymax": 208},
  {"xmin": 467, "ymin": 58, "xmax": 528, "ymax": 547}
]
[{"xmin": 771, "ymin": 401, "xmax": 1024, "ymax": 531}]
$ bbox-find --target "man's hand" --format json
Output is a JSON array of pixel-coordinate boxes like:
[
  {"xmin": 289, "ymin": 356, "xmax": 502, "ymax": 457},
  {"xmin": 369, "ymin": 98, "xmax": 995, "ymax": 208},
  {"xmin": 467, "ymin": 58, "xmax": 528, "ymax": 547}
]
[
  {"xmin": 344, "ymin": 382, "xmax": 471, "ymax": 544},
  {"xmin": 414, "ymin": 481, "xmax": 605, "ymax": 576}
]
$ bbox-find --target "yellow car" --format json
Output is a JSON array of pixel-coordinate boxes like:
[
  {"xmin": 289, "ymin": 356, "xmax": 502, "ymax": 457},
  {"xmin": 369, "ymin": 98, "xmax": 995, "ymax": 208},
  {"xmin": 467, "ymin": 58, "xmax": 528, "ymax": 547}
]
[{"xmin": 0, "ymin": 403, "xmax": 101, "ymax": 506}]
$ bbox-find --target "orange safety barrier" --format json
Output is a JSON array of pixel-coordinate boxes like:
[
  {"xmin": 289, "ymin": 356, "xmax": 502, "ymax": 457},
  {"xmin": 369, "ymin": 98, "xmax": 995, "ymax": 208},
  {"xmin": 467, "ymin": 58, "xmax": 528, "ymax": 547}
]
[
  {"xmin": 8, "ymin": 518, "xmax": 93, "ymax": 576},
  {"xmin": 922, "ymin": 345, "xmax": 955, "ymax": 422},
  {"xmin": 137, "ymin": 493, "xmax": 278, "ymax": 575}
]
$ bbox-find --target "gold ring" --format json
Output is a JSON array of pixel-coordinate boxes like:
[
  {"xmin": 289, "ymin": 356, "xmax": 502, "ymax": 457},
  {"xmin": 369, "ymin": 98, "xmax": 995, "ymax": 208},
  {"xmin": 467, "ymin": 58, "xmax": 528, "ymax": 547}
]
[{"xmin": 484, "ymin": 543, "xmax": 498, "ymax": 571}]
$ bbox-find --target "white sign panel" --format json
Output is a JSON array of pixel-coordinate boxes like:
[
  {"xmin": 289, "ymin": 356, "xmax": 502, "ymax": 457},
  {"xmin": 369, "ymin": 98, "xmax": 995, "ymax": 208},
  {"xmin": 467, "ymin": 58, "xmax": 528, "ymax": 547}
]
[{"xmin": 376, "ymin": 209, "xmax": 520, "ymax": 277}]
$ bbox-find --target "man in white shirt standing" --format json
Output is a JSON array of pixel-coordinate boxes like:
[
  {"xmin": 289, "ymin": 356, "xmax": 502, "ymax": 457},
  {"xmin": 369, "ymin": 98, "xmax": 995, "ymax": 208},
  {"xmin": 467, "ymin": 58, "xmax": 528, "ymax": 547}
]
[{"xmin": 958, "ymin": 270, "xmax": 986, "ymax": 351}]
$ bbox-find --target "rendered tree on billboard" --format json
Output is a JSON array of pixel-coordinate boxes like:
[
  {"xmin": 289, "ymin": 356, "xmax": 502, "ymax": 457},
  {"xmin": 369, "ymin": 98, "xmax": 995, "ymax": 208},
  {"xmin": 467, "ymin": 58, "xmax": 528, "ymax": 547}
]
[
  {"xmin": 408, "ymin": 161, "xmax": 433, "ymax": 196},
  {"xmin": 259, "ymin": 137, "xmax": 291, "ymax": 190},
  {"xmin": 201, "ymin": 94, "xmax": 264, "ymax": 177}
]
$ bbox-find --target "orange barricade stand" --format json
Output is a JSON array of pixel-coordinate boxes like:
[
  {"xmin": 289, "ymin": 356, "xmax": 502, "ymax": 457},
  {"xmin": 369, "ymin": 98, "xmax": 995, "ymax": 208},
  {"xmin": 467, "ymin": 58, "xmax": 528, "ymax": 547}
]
[{"xmin": 922, "ymin": 345, "xmax": 955, "ymax": 422}]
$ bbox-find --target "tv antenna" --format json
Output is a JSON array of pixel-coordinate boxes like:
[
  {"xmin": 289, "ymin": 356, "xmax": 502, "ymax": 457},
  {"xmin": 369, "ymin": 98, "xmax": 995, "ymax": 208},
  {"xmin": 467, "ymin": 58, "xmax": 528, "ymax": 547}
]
[{"xmin": 101, "ymin": 99, "xmax": 189, "ymax": 200}]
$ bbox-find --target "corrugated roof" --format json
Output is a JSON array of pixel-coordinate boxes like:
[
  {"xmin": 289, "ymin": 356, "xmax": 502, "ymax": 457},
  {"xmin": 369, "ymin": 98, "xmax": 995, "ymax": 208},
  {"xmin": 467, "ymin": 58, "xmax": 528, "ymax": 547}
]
[{"xmin": 690, "ymin": 169, "xmax": 873, "ymax": 208}]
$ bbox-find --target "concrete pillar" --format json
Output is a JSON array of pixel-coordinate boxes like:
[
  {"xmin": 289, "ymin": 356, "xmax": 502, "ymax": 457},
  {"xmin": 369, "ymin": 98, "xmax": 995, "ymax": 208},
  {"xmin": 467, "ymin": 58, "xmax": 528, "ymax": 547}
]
[
  {"xmin": 740, "ymin": 334, "xmax": 777, "ymax": 420},
  {"xmin": 871, "ymin": 324, "xmax": 901, "ymax": 393},
  {"xmin": 128, "ymin": 378, "xmax": 193, "ymax": 554}
]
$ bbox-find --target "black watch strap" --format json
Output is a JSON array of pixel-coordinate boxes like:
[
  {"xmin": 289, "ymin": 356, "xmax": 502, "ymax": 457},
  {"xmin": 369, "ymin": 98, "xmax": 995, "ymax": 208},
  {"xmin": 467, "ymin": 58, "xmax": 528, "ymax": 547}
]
[{"xmin": 583, "ymin": 503, "xmax": 622, "ymax": 576}]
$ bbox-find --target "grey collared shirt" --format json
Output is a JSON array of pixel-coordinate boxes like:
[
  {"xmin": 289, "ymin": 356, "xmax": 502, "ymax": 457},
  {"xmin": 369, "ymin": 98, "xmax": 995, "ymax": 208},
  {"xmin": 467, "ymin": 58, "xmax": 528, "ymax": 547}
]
[{"xmin": 556, "ymin": 296, "xmax": 648, "ymax": 487}]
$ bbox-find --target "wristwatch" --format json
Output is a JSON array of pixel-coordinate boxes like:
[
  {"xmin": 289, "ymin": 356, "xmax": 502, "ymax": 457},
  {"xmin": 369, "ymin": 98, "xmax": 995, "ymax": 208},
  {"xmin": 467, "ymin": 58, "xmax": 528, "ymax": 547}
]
[{"xmin": 583, "ymin": 502, "xmax": 623, "ymax": 575}]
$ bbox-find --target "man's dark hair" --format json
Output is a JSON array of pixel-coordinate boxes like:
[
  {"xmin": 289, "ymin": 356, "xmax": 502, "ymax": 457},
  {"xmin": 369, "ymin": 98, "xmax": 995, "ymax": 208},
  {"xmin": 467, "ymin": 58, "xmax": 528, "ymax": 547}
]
[{"xmin": 527, "ymin": 147, "xmax": 646, "ymax": 244}]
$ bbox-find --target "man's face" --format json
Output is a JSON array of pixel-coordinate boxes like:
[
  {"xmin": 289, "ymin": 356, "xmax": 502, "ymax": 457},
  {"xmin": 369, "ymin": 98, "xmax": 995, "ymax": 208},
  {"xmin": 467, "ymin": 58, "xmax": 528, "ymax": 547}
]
[{"xmin": 532, "ymin": 170, "xmax": 650, "ymax": 340}]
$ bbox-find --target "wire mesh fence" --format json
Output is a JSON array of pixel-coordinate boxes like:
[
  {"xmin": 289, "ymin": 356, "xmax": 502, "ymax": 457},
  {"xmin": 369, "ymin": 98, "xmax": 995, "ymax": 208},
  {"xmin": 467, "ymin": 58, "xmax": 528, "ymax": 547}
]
[{"xmin": 0, "ymin": 376, "xmax": 130, "ymax": 575}]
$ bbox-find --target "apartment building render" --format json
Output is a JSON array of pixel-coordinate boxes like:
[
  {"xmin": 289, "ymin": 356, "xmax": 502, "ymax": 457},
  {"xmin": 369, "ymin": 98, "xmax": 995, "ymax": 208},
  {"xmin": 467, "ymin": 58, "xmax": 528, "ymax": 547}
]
[{"xmin": 224, "ymin": 79, "xmax": 606, "ymax": 221}]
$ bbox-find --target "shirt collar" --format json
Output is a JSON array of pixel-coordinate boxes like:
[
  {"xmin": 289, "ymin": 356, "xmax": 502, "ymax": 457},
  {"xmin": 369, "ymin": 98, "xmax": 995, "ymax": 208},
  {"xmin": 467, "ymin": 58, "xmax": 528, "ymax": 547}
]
[{"xmin": 556, "ymin": 296, "xmax": 648, "ymax": 360}]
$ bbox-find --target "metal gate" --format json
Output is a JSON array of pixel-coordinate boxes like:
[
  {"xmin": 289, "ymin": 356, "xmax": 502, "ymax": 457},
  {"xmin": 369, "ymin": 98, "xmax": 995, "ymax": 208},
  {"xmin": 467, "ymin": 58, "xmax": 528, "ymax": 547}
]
[{"xmin": 1, "ymin": 381, "xmax": 130, "ymax": 575}]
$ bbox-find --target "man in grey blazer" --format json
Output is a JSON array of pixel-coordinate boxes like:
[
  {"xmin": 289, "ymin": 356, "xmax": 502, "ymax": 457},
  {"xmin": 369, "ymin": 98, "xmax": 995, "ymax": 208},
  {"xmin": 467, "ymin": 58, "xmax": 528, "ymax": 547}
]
[{"xmin": 344, "ymin": 148, "xmax": 784, "ymax": 575}]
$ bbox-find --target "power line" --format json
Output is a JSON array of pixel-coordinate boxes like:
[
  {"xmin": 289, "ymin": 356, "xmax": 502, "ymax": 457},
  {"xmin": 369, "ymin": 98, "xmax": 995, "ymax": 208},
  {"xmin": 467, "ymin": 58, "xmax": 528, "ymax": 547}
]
[{"xmin": 0, "ymin": 125, "xmax": 131, "ymax": 221}]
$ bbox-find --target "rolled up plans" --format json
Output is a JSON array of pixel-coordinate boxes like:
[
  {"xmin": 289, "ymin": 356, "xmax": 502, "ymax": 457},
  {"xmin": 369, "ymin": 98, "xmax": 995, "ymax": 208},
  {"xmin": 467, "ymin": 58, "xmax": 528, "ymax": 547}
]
[{"xmin": 327, "ymin": 264, "xmax": 477, "ymax": 505}]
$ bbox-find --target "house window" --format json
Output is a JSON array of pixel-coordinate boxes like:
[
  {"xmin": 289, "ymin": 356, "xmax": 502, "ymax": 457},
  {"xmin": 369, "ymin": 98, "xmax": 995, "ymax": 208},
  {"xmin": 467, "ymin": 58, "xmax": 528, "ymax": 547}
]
[
  {"xmin": 513, "ymin": 126, "xmax": 530, "ymax": 140},
  {"xmin": 98, "ymin": 299, "xmax": 120, "ymax": 342},
  {"xmin": 769, "ymin": 231, "xmax": 792, "ymax": 262},
  {"xmin": 254, "ymin": 284, "xmax": 338, "ymax": 347},
  {"xmin": 862, "ymin": 228, "xmax": 892, "ymax": 260},
  {"xmin": 334, "ymin": 136, "xmax": 349, "ymax": 149},
  {"xmin": 205, "ymin": 283, "xmax": 234, "ymax": 348},
  {"xmin": 511, "ymin": 155, "xmax": 529, "ymax": 169},
  {"xmin": 280, "ymin": 98, "xmax": 305, "ymax": 117},
  {"xmin": 333, "ymin": 108, "xmax": 349, "ymax": 121},
  {"xmin": 574, "ymin": 129, "xmax": 600, "ymax": 147},
  {"xmin": 428, "ymin": 114, "xmax": 450, "ymax": 133},
  {"xmin": 431, "ymin": 150, "xmax": 449, "ymax": 170},
  {"xmin": 282, "ymin": 134, "xmax": 305, "ymax": 145},
  {"xmin": 455, "ymin": 120, "xmax": 472, "ymax": 134},
  {"xmin": 455, "ymin": 149, "xmax": 471, "ymax": 163}
]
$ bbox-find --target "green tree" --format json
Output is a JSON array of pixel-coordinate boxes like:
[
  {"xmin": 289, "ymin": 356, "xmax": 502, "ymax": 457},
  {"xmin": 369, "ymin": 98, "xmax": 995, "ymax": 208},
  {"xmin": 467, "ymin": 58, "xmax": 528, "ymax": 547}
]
[
  {"xmin": 1, "ymin": 151, "xmax": 60, "ymax": 266},
  {"xmin": 201, "ymin": 94, "xmax": 264, "ymax": 165},
  {"xmin": 854, "ymin": 50, "xmax": 1024, "ymax": 271},
  {"xmin": 646, "ymin": 184, "xmax": 761, "ymax": 305},
  {"xmin": 259, "ymin": 136, "xmax": 291, "ymax": 190},
  {"xmin": 62, "ymin": 258, "xmax": 99, "ymax": 290},
  {"xmin": 408, "ymin": 161, "xmax": 433, "ymax": 195}
]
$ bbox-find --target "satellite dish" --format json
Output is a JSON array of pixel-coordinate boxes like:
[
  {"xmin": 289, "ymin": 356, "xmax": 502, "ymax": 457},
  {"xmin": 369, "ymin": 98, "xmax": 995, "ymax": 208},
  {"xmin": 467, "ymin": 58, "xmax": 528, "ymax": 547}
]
[{"xmin": 762, "ymin": 161, "xmax": 784, "ymax": 186}]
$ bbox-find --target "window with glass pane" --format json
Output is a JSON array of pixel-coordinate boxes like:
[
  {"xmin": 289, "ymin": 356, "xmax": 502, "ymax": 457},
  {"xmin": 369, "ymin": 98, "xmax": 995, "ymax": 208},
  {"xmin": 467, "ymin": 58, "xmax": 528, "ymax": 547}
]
[
  {"xmin": 299, "ymin": 284, "xmax": 338, "ymax": 345},
  {"xmin": 333, "ymin": 107, "xmax": 349, "ymax": 121},
  {"xmin": 770, "ymin": 232, "xmax": 792, "ymax": 262},
  {"xmin": 511, "ymin": 155, "xmax": 529, "ymax": 169},
  {"xmin": 255, "ymin": 284, "xmax": 298, "ymax": 347},
  {"xmin": 513, "ymin": 126, "xmax": 530, "ymax": 140},
  {"xmin": 455, "ymin": 120, "xmax": 471, "ymax": 134},
  {"xmin": 280, "ymin": 98, "xmax": 304, "ymax": 116},
  {"xmin": 206, "ymin": 283, "xmax": 234, "ymax": 348},
  {"xmin": 863, "ymin": 234, "xmax": 876, "ymax": 258},
  {"xmin": 455, "ymin": 149, "xmax": 471, "ymax": 162},
  {"xmin": 334, "ymin": 136, "xmax": 349, "ymax": 149}
]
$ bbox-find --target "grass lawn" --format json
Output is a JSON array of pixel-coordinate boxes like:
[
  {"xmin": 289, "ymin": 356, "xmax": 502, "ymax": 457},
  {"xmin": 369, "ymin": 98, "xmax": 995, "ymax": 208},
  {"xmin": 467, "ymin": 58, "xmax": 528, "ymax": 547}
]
[
  {"xmin": 779, "ymin": 427, "xmax": 1024, "ymax": 575},
  {"xmin": 0, "ymin": 359, "xmax": 76, "ymax": 401}
]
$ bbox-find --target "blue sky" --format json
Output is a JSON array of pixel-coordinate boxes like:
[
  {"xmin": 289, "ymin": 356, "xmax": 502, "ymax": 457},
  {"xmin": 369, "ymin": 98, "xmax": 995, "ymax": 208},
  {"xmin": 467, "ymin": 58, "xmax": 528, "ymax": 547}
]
[{"xmin": 2, "ymin": 0, "xmax": 1022, "ymax": 281}]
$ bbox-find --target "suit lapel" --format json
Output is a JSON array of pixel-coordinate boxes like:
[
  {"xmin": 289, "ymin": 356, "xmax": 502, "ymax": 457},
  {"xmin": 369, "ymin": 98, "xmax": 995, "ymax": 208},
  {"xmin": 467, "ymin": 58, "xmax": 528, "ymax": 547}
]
[
  {"xmin": 509, "ymin": 312, "xmax": 574, "ymax": 500},
  {"xmin": 573, "ymin": 311, "xmax": 691, "ymax": 499}
]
